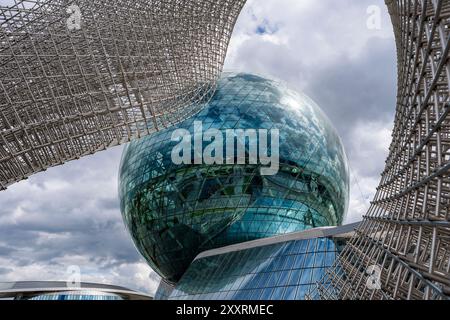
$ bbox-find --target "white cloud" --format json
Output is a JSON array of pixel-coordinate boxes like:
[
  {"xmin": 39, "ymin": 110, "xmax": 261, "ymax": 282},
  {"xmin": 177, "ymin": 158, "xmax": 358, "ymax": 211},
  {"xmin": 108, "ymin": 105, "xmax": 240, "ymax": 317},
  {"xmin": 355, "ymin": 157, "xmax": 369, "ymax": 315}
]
[
  {"xmin": 228, "ymin": 0, "xmax": 396, "ymax": 224},
  {"xmin": 345, "ymin": 120, "xmax": 393, "ymax": 223},
  {"xmin": 226, "ymin": 0, "xmax": 394, "ymax": 76}
]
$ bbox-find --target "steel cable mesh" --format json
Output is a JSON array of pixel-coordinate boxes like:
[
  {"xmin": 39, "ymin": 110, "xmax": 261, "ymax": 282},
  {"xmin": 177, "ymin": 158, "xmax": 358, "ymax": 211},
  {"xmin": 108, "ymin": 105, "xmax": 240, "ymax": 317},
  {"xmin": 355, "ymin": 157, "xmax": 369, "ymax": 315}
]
[
  {"xmin": 0, "ymin": 0, "xmax": 246, "ymax": 190},
  {"xmin": 308, "ymin": 0, "xmax": 450, "ymax": 300}
]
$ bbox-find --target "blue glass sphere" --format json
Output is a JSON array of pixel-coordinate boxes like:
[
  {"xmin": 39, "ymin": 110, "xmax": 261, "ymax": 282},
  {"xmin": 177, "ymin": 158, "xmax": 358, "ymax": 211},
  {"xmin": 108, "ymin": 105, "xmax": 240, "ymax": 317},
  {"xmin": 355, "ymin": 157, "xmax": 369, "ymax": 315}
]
[{"xmin": 119, "ymin": 73, "xmax": 349, "ymax": 282}]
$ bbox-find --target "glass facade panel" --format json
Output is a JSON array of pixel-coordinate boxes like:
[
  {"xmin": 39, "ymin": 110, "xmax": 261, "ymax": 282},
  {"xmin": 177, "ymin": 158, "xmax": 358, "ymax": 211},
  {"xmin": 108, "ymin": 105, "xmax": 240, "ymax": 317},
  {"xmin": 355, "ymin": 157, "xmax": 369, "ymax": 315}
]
[
  {"xmin": 26, "ymin": 291, "xmax": 123, "ymax": 301},
  {"xmin": 169, "ymin": 236, "xmax": 345, "ymax": 300},
  {"xmin": 155, "ymin": 280, "xmax": 175, "ymax": 300},
  {"xmin": 119, "ymin": 73, "xmax": 350, "ymax": 283}
]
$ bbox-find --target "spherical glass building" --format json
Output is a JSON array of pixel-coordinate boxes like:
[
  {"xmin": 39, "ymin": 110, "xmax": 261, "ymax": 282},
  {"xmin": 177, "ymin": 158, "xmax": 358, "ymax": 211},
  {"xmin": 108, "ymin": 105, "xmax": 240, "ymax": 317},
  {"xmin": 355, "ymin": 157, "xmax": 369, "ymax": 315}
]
[{"xmin": 119, "ymin": 73, "xmax": 349, "ymax": 283}]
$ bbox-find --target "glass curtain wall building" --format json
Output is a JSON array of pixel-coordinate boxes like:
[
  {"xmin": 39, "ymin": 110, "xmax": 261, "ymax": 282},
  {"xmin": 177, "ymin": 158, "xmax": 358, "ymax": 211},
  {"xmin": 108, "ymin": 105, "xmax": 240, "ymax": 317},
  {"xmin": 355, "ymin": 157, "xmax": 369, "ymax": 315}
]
[
  {"xmin": 1, "ymin": 0, "xmax": 448, "ymax": 301},
  {"xmin": 159, "ymin": 223, "xmax": 358, "ymax": 300},
  {"xmin": 119, "ymin": 73, "xmax": 350, "ymax": 284},
  {"xmin": 0, "ymin": 281, "xmax": 153, "ymax": 300},
  {"xmin": 27, "ymin": 291, "xmax": 123, "ymax": 301}
]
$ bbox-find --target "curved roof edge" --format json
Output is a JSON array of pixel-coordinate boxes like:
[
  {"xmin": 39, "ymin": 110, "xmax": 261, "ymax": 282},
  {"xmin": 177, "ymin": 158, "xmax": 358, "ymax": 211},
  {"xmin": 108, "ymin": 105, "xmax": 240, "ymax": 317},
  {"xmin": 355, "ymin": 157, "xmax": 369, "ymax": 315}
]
[
  {"xmin": 195, "ymin": 222, "xmax": 361, "ymax": 261},
  {"xmin": 0, "ymin": 281, "xmax": 153, "ymax": 300}
]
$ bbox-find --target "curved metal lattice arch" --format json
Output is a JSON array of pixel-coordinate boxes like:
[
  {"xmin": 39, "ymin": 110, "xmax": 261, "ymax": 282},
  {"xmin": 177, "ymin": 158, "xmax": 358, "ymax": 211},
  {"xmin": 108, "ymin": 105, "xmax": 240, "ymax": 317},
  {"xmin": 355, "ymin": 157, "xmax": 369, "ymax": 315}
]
[
  {"xmin": 308, "ymin": 0, "xmax": 450, "ymax": 300},
  {"xmin": 0, "ymin": 0, "xmax": 246, "ymax": 190}
]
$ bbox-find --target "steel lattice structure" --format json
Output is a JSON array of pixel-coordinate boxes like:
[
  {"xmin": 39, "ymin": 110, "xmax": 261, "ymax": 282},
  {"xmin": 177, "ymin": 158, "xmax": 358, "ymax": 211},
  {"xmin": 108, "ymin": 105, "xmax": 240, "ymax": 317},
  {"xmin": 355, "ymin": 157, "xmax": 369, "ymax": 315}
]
[
  {"xmin": 308, "ymin": 0, "xmax": 450, "ymax": 300},
  {"xmin": 0, "ymin": 0, "xmax": 246, "ymax": 190},
  {"xmin": 2, "ymin": 0, "xmax": 449, "ymax": 301}
]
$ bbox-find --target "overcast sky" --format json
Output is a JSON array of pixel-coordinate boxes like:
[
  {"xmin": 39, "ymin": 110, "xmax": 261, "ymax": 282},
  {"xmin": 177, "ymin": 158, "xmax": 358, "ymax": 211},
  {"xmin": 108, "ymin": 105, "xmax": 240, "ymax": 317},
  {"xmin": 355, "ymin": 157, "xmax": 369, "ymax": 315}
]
[{"xmin": 0, "ymin": 0, "xmax": 396, "ymax": 295}]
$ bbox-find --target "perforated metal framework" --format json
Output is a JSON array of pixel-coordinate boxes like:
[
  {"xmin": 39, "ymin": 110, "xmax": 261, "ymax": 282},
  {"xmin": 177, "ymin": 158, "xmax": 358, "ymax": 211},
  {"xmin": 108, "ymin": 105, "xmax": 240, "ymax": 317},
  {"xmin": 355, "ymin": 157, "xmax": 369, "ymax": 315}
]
[
  {"xmin": 308, "ymin": 0, "xmax": 450, "ymax": 300},
  {"xmin": 0, "ymin": 0, "xmax": 246, "ymax": 190}
]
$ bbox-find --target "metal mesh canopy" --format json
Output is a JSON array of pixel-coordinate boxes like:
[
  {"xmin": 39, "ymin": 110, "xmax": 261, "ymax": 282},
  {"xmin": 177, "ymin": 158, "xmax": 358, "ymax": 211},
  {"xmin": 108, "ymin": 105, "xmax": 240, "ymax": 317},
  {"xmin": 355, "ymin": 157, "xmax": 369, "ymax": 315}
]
[
  {"xmin": 0, "ymin": 0, "xmax": 246, "ymax": 190},
  {"xmin": 308, "ymin": 0, "xmax": 450, "ymax": 300}
]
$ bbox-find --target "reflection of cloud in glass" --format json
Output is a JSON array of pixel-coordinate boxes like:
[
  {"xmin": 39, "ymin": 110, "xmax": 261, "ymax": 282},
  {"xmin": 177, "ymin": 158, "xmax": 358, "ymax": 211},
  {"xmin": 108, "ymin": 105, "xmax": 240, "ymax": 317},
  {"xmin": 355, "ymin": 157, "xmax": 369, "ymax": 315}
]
[{"xmin": 118, "ymin": 73, "xmax": 350, "ymax": 283}]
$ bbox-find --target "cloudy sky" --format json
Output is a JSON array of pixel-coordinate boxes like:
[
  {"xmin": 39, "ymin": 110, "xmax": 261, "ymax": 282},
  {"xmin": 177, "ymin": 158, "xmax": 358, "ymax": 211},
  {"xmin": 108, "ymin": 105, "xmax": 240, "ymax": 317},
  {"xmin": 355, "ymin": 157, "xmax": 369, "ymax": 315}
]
[{"xmin": 0, "ymin": 0, "xmax": 396, "ymax": 295}]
